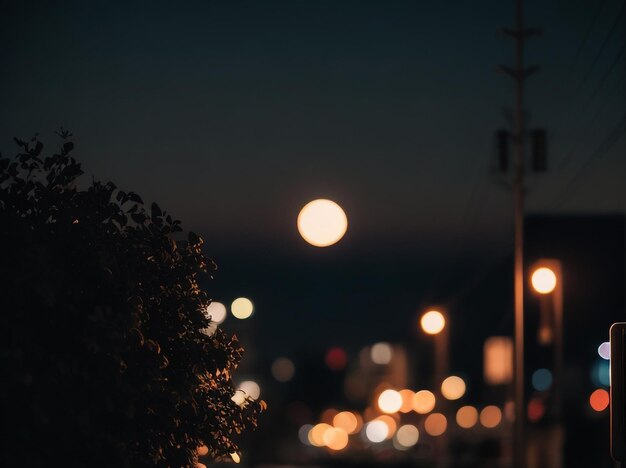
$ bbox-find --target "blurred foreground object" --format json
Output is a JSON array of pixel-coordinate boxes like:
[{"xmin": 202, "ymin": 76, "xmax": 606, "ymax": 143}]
[
  {"xmin": 611, "ymin": 323, "xmax": 626, "ymax": 463},
  {"xmin": 0, "ymin": 134, "xmax": 263, "ymax": 466}
]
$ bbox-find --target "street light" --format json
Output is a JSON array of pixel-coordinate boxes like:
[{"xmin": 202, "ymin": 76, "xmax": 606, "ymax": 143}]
[
  {"xmin": 421, "ymin": 310, "xmax": 446, "ymax": 335},
  {"xmin": 531, "ymin": 267, "xmax": 557, "ymax": 294}
]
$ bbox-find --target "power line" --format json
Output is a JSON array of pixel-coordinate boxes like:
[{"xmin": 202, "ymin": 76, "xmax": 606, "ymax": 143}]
[
  {"xmin": 548, "ymin": 0, "xmax": 624, "ymax": 142},
  {"xmin": 580, "ymin": 40, "xmax": 626, "ymax": 115},
  {"xmin": 545, "ymin": 0, "xmax": 607, "ymax": 98},
  {"xmin": 569, "ymin": 0, "xmax": 609, "ymax": 70},
  {"xmin": 554, "ymin": 112, "xmax": 626, "ymax": 207},
  {"xmin": 578, "ymin": 0, "xmax": 626, "ymax": 86},
  {"xmin": 558, "ymin": 66, "xmax": 626, "ymax": 170}
]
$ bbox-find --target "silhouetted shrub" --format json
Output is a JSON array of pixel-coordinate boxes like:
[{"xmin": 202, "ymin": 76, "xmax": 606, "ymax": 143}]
[{"xmin": 0, "ymin": 132, "xmax": 263, "ymax": 467}]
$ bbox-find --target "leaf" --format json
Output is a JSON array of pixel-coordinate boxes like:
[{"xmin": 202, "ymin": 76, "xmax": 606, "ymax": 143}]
[
  {"xmin": 63, "ymin": 141, "xmax": 74, "ymax": 154},
  {"xmin": 151, "ymin": 202, "xmax": 162, "ymax": 219},
  {"xmin": 131, "ymin": 213, "xmax": 146, "ymax": 225},
  {"xmin": 188, "ymin": 231, "xmax": 199, "ymax": 245},
  {"xmin": 127, "ymin": 192, "xmax": 143, "ymax": 204}
]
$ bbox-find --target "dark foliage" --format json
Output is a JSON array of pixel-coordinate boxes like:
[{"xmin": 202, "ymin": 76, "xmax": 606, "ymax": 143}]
[{"xmin": 0, "ymin": 133, "xmax": 263, "ymax": 467}]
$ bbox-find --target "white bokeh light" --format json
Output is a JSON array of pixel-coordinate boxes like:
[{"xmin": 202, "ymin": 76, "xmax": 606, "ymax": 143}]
[
  {"xmin": 231, "ymin": 297, "xmax": 254, "ymax": 319},
  {"xmin": 239, "ymin": 380, "xmax": 260, "ymax": 400},
  {"xmin": 377, "ymin": 389, "xmax": 403, "ymax": 413},
  {"xmin": 297, "ymin": 199, "xmax": 348, "ymax": 247},
  {"xmin": 365, "ymin": 420, "xmax": 389, "ymax": 443},
  {"xmin": 371, "ymin": 342, "xmax": 393, "ymax": 365},
  {"xmin": 205, "ymin": 301, "xmax": 227, "ymax": 324}
]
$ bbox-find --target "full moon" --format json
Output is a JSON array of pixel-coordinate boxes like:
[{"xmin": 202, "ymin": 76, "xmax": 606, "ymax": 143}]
[{"xmin": 297, "ymin": 199, "xmax": 348, "ymax": 247}]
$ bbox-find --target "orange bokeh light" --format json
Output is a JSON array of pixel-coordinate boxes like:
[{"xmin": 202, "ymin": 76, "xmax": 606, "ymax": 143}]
[
  {"xmin": 333, "ymin": 411, "xmax": 359, "ymax": 434},
  {"xmin": 309, "ymin": 423, "xmax": 332, "ymax": 447},
  {"xmin": 413, "ymin": 390, "xmax": 436, "ymax": 414},
  {"xmin": 424, "ymin": 413, "xmax": 447, "ymax": 436},
  {"xmin": 480, "ymin": 406, "xmax": 502, "ymax": 428},
  {"xmin": 399, "ymin": 389, "xmax": 415, "ymax": 413},
  {"xmin": 589, "ymin": 388, "xmax": 609, "ymax": 412},
  {"xmin": 456, "ymin": 406, "xmax": 478, "ymax": 429},
  {"xmin": 323, "ymin": 427, "xmax": 349, "ymax": 451}
]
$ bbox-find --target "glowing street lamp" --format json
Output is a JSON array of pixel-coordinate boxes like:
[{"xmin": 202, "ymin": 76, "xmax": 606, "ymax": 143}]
[
  {"xmin": 531, "ymin": 267, "xmax": 557, "ymax": 294},
  {"xmin": 421, "ymin": 310, "xmax": 446, "ymax": 335}
]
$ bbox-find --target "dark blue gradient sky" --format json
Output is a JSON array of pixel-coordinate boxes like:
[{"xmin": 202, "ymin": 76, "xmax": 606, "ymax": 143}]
[
  {"xmin": 1, "ymin": 1, "xmax": 625, "ymax": 358},
  {"xmin": 1, "ymin": 0, "xmax": 624, "ymax": 259}
]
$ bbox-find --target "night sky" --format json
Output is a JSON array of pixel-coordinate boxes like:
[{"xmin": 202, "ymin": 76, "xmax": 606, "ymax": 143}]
[{"xmin": 1, "ymin": 0, "xmax": 625, "ymax": 358}]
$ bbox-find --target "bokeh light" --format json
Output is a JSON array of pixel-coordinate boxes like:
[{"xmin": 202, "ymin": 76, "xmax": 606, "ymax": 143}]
[
  {"xmin": 205, "ymin": 301, "xmax": 227, "ymax": 324},
  {"xmin": 309, "ymin": 423, "xmax": 332, "ymax": 447},
  {"xmin": 271, "ymin": 357, "xmax": 295, "ymax": 382},
  {"xmin": 231, "ymin": 390, "xmax": 246, "ymax": 406},
  {"xmin": 323, "ymin": 427, "xmax": 349, "ymax": 451},
  {"xmin": 504, "ymin": 401, "xmax": 516, "ymax": 422},
  {"xmin": 375, "ymin": 415, "xmax": 398, "ymax": 439},
  {"xmin": 378, "ymin": 389, "xmax": 403, "ymax": 414},
  {"xmin": 371, "ymin": 342, "xmax": 393, "ymax": 365},
  {"xmin": 297, "ymin": 199, "xmax": 348, "ymax": 247},
  {"xmin": 421, "ymin": 310, "xmax": 445, "ymax": 335},
  {"xmin": 591, "ymin": 359, "xmax": 610, "ymax": 387},
  {"xmin": 395, "ymin": 424, "xmax": 419, "ymax": 448},
  {"xmin": 365, "ymin": 420, "xmax": 389, "ymax": 443},
  {"xmin": 197, "ymin": 445, "xmax": 209, "ymax": 456},
  {"xmin": 456, "ymin": 406, "xmax": 478, "ymax": 429},
  {"xmin": 531, "ymin": 368, "xmax": 553, "ymax": 391},
  {"xmin": 483, "ymin": 336, "xmax": 513, "ymax": 385},
  {"xmin": 480, "ymin": 406, "xmax": 502, "ymax": 428},
  {"xmin": 527, "ymin": 398, "xmax": 546, "ymax": 422},
  {"xmin": 399, "ymin": 389, "xmax": 415, "ymax": 413},
  {"xmin": 424, "ymin": 413, "xmax": 447, "ymax": 436},
  {"xmin": 589, "ymin": 388, "xmax": 610, "ymax": 412},
  {"xmin": 333, "ymin": 411, "xmax": 359, "ymax": 434},
  {"xmin": 298, "ymin": 424, "xmax": 314, "ymax": 445},
  {"xmin": 441, "ymin": 376, "xmax": 466, "ymax": 400},
  {"xmin": 413, "ymin": 390, "xmax": 436, "ymax": 414},
  {"xmin": 239, "ymin": 380, "xmax": 260, "ymax": 400},
  {"xmin": 325, "ymin": 347, "xmax": 348, "ymax": 371},
  {"xmin": 531, "ymin": 267, "xmax": 557, "ymax": 294},
  {"xmin": 598, "ymin": 342, "xmax": 611, "ymax": 360},
  {"xmin": 231, "ymin": 297, "xmax": 254, "ymax": 319}
]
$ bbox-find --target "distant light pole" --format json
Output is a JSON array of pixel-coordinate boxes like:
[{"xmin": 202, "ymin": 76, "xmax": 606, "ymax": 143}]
[
  {"xmin": 420, "ymin": 310, "xmax": 448, "ymax": 389},
  {"xmin": 530, "ymin": 259, "xmax": 563, "ymax": 468},
  {"xmin": 420, "ymin": 309, "xmax": 449, "ymax": 468},
  {"xmin": 530, "ymin": 261, "xmax": 562, "ymax": 417}
]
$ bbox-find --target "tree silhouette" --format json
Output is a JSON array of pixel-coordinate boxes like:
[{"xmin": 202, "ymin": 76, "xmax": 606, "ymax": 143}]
[{"xmin": 0, "ymin": 132, "xmax": 263, "ymax": 467}]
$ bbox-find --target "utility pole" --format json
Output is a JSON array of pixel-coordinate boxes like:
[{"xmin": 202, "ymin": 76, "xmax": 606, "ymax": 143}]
[{"xmin": 498, "ymin": 1, "xmax": 540, "ymax": 466}]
